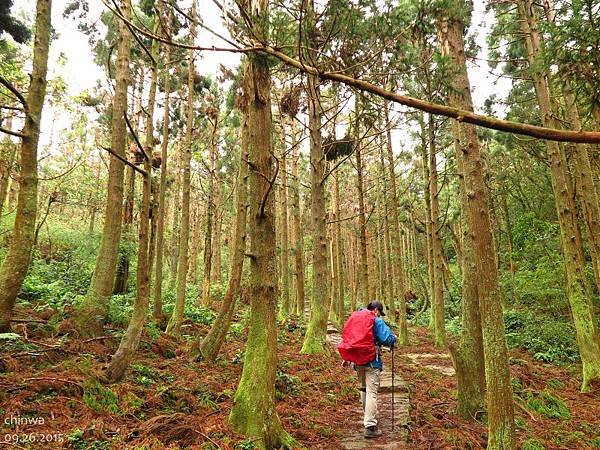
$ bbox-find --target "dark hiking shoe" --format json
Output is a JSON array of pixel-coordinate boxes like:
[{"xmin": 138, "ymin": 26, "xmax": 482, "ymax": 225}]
[{"xmin": 364, "ymin": 426, "xmax": 382, "ymax": 438}]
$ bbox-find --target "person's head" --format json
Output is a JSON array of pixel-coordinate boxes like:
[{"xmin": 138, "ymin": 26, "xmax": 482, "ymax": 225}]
[{"xmin": 366, "ymin": 300, "xmax": 386, "ymax": 317}]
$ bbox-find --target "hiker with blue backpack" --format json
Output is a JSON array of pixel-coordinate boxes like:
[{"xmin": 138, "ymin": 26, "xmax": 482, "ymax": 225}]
[{"xmin": 338, "ymin": 300, "xmax": 397, "ymax": 439}]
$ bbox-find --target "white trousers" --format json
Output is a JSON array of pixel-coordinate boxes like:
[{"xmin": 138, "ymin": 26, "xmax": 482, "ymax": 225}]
[{"xmin": 357, "ymin": 366, "xmax": 381, "ymax": 428}]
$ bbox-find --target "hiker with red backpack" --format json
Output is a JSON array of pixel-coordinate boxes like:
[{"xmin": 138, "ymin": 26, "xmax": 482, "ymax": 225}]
[{"xmin": 338, "ymin": 300, "xmax": 397, "ymax": 439}]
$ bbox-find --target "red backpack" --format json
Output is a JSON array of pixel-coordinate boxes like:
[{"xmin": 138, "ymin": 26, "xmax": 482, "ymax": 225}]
[{"xmin": 337, "ymin": 309, "xmax": 376, "ymax": 365}]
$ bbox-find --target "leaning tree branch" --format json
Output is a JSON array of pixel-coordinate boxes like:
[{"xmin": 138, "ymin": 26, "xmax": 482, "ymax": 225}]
[
  {"xmin": 124, "ymin": 112, "xmax": 151, "ymax": 161},
  {"xmin": 99, "ymin": 145, "xmax": 147, "ymax": 177},
  {"xmin": 250, "ymin": 43, "xmax": 600, "ymax": 144},
  {"xmin": 104, "ymin": 0, "xmax": 600, "ymax": 144},
  {"xmin": 0, "ymin": 76, "xmax": 28, "ymax": 111},
  {"xmin": 0, "ymin": 126, "xmax": 27, "ymax": 139}
]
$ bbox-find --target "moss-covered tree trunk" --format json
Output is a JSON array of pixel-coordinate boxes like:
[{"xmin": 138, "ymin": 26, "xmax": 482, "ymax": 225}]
[
  {"xmin": 301, "ymin": 70, "xmax": 330, "ymax": 354},
  {"xmin": 105, "ymin": 19, "xmax": 160, "ymax": 381},
  {"xmin": 0, "ymin": 0, "xmax": 51, "ymax": 333},
  {"xmin": 563, "ymin": 87, "xmax": 600, "ymax": 293},
  {"xmin": 195, "ymin": 71, "xmax": 250, "ymax": 361},
  {"xmin": 166, "ymin": 3, "xmax": 196, "ymax": 335},
  {"xmin": 438, "ymin": 5, "xmax": 516, "ymax": 448},
  {"xmin": 517, "ymin": 0, "xmax": 600, "ymax": 390},
  {"xmin": 449, "ymin": 120, "xmax": 486, "ymax": 419},
  {"xmin": 228, "ymin": 4, "xmax": 295, "ymax": 446},
  {"xmin": 153, "ymin": 5, "xmax": 173, "ymax": 321},
  {"xmin": 74, "ymin": 0, "xmax": 131, "ymax": 337}
]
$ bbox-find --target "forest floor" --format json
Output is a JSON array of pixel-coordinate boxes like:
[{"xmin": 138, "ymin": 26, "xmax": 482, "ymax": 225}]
[{"xmin": 0, "ymin": 305, "xmax": 599, "ymax": 449}]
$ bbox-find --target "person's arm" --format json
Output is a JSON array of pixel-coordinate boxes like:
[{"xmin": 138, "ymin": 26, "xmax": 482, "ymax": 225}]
[{"xmin": 373, "ymin": 317, "xmax": 397, "ymax": 348}]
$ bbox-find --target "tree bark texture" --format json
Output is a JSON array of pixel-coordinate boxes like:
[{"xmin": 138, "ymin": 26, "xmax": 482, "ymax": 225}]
[
  {"xmin": 438, "ymin": 5, "xmax": 516, "ymax": 448},
  {"xmin": 0, "ymin": 0, "xmax": 51, "ymax": 333}
]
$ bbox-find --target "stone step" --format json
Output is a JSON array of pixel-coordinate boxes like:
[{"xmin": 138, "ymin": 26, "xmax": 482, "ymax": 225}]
[{"xmin": 325, "ymin": 329, "xmax": 411, "ymax": 449}]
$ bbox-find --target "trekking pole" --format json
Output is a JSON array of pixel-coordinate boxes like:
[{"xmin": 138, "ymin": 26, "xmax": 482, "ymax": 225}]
[{"xmin": 391, "ymin": 345, "xmax": 395, "ymax": 431}]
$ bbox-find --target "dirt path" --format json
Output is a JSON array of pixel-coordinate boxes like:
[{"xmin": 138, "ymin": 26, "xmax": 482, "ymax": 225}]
[
  {"xmin": 403, "ymin": 352, "xmax": 456, "ymax": 376},
  {"xmin": 326, "ymin": 323, "xmax": 411, "ymax": 449}
]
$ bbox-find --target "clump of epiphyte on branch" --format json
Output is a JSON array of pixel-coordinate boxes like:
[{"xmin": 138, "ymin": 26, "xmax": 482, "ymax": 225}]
[
  {"xmin": 280, "ymin": 85, "xmax": 303, "ymax": 118},
  {"xmin": 324, "ymin": 135, "xmax": 354, "ymax": 161}
]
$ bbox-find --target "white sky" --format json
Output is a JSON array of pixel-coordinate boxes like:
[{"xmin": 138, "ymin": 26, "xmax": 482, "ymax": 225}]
[{"xmin": 11, "ymin": 0, "xmax": 509, "ymax": 155}]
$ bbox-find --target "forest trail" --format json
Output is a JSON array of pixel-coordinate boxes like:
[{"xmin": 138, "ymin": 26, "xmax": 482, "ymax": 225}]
[
  {"xmin": 326, "ymin": 323, "xmax": 411, "ymax": 449},
  {"xmin": 403, "ymin": 352, "xmax": 456, "ymax": 377}
]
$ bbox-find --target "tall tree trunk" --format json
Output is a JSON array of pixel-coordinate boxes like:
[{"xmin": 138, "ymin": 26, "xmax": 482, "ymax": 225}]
[
  {"xmin": 113, "ymin": 143, "xmax": 136, "ymax": 295},
  {"xmin": 6, "ymin": 158, "xmax": 19, "ymax": 213},
  {"xmin": 289, "ymin": 120, "xmax": 305, "ymax": 316},
  {"xmin": 0, "ymin": 0, "xmax": 51, "ymax": 332},
  {"xmin": 114, "ymin": 69, "xmax": 144, "ymax": 295},
  {"xmin": 201, "ymin": 119, "xmax": 218, "ymax": 306},
  {"xmin": 383, "ymin": 100, "xmax": 408, "ymax": 342},
  {"xmin": 153, "ymin": 6, "xmax": 173, "ymax": 321},
  {"xmin": 428, "ymin": 114, "xmax": 446, "ymax": 347},
  {"xmin": 334, "ymin": 172, "xmax": 345, "ymax": 322},
  {"xmin": 168, "ymin": 126, "xmax": 183, "ymax": 291},
  {"xmin": 188, "ymin": 203, "xmax": 201, "ymax": 284},
  {"xmin": 212, "ymin": 178, "xmax": 222, "ymax": 284},
  {"xmin": 0, "ymin": 118, "xmax": 16, "ymax": 219},
  {"xmin": 105, "ymin": 17, "xmax": 159, "ymax": 380},
  {"xmin": 166, "ymin": 3, "xmax": 196, "ymax": 335},
  {"xmin": 378, "ymin": 138, "xmax": 394, "ymax": 315},
  {"xmin": 517, "ymin": 0, "xmax": 600, "ymax": 390},
  {"xmin": 419, "ymin": 120, "xmax": 436, "ymax": 330},
  {"xmin": 228, "ymin": 4, "xmax": 296, "ymax": 446},
  {"xmin": 348, "ymin": 231, "xmax": 358, "ymax": 311},
  {"xmin": 563, "ymin": 87, "xmax": 600, "ymax": 293},
  {"xmin": 301, "ymin": 70, "xmax": 330, "ymax": 354},
  {"xmin": 355, "ymin": 106, "xmax": 370, "ymax": 304},
  {"xmin": 449, "ymin": 122, "xmax": 486, "ymax": 420},
  {"xmin": 279, "ymin": 120, "xmax": 291, "ymax": 316},
  {"xmin": 74, "ymin": 0, "xmax": 131, "ymax": 337},
  {"xmin": 197, "ymin": 86, "xmax": 249, "ymax": 360},
  {"xmin": 329, "ymin": 172, "xmax": 343, "ymax": 326},
  {"xmin": 438, "ymin": 6, "xmax": 516, "ymax": 448}
]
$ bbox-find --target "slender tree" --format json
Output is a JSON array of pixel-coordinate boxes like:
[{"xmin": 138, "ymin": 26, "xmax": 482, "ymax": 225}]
[
  {"xmin": 383, "ymin": 99, "xmax": 409, "ymax": 343},
  {"xmin": 166, "ymin": 1, "xmax": 196, "ymax": 335},
  {"xmin": 354, "ymin": 102, "xmax": 370, "ymax": 304},
  {"xmin": 196, "ymin": 71, "xmax": 249, "ymax": 361},
  {"xmin": 289, "ymin": 116, "xmax": 305, "ymax": 316},
  {"xmin": 74, "ymin": 0, "xmax": 131, "ymax": 337},
  {"xmin": 279, "ymin": 115, "xmax": 291, "ymax": 316},
  {"xmin": 153, "ymin": 5, "xmax": 173, "ymax": 321},
  {"xmin": 427, "ymin": 114, "xmax": 446, "ymax": 347},
  {"xmin": 103, "ymin": 10, "xmax": 160, "ymax": 382},
  {"xmin": 200, "ymin": 110, "xmax": 218, "ymax": 306}
]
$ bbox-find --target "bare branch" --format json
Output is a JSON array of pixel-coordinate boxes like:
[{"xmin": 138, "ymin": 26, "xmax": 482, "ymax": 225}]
[
  {"xmin": 0, "ymin": 76, "xmax": 28, "ymax": 110},
  {"xmin": 0, "ymin": 126, "xmax": 26, "ymax": 139},
  {"xmin": 99, "ymin": 145, "xmax": 147, "ymax": 177}
]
